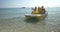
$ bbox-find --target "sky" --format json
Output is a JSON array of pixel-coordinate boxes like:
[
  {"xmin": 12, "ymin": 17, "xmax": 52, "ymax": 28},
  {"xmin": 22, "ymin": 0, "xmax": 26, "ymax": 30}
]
[{"xmin": 0, "ymin": 0, "xmax": 60, "ymax": 8}]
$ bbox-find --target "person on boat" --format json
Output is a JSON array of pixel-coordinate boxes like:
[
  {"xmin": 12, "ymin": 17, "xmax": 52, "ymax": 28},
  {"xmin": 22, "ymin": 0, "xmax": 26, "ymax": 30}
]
[
  {"xmin": 32, "ymin": 7, "xmax": 39, "ymax": 14},
  {"xmin": 32, "ymin": 7, "xmax": 36, "ymax": 13},
  {"xmin": 41, "ymin": 6, "xmax": 46, "ymax": 14},
  {"xmin": 38, "ymin": 6, "xmax": 42, "ymax": 14}
]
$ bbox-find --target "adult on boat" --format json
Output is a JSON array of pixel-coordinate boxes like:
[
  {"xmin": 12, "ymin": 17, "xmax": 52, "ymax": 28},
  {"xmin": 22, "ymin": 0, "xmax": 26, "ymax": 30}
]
[
  {"xmin": 32, "ymin": 7, "xmax": 39, "ymax": 14},
  {"xmin": 32, "ymin": 7, "xmax": 36, "ymax": 14},
  {"xmin": 38, "ymin": 6, "xmax": 41, "ymax": 14},
  {"xmin": 41, "ymin": 6, "xmax": 46, "ymax": 14},
  {"xmin": 31, "ymin": 6, "xmax": 46, "ymax": 14},
  {"xmin": 32, "ymin": 7, "xmax": 37, "ymax": 12}
]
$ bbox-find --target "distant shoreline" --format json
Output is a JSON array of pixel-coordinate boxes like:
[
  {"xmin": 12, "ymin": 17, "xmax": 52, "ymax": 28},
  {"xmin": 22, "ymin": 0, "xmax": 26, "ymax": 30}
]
[{"xmin": 0, "ymin": 7, "xmax": 60, "ymax": 9}]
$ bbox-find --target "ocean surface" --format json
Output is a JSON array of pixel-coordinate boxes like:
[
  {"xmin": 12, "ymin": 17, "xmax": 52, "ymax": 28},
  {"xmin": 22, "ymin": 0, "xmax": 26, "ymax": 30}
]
[{"xmin": 0, "ymin": 7, "xmax": 60, "ymax": 32}]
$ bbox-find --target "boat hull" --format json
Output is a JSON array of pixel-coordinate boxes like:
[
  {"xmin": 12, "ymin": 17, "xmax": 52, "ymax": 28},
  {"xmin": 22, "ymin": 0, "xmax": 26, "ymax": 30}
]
[{"xmin": 25, "ymin": 13, "xmax": 47, "ymax": 21}]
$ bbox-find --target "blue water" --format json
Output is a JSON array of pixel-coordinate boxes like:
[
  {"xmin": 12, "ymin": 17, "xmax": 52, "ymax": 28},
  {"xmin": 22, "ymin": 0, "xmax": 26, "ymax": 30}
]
[
  {"xmin": 0, "ymin": 7, "xmax": 60, "ymax": 19},
  {"xmin": 0, "ymin": 8, "xmax": 32, "ymax": 19},
  {"xmin": 0, "ymin": 7, "xmax": 60, "ymax": 32}
]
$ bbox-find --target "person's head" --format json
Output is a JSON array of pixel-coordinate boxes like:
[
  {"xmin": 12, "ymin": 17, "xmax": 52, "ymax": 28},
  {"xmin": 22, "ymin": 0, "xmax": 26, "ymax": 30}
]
[
  {"xmin": 41, "ymin": 6, "xmax": 44, "ymax": 8},
  {"xmin": 38, "ymin": 6, "xmax": 41, "ymax": 9},
  {"xmin": 32, "ymin": 7, "xmax": 37, "ymax": 11},
  {"xmin": 35, "ymin": 7, "xmax": 37, "ymax": 9}
]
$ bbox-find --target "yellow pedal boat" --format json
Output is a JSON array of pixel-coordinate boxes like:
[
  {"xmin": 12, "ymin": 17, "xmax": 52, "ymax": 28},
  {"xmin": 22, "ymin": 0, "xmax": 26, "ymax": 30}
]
[{"xmin": 25, "ymin": 13, "xmax": 48, "ymax": 21}]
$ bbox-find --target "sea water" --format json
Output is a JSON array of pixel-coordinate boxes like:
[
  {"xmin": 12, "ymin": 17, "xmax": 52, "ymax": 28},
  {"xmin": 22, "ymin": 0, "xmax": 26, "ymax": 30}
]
[{"xmin": 0, "ymin": 7, "xmax": 60, "ymax": 32}]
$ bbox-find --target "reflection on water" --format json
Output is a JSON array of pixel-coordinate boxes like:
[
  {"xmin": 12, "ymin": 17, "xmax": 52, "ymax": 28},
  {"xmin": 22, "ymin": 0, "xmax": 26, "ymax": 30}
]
[
  {"xmin": 25, "ymin": 18, "xmax": 39, "ymax": 24},
  {"xmin": 25, "ymin": 16, "xmax": 46, "ymax": 24}
]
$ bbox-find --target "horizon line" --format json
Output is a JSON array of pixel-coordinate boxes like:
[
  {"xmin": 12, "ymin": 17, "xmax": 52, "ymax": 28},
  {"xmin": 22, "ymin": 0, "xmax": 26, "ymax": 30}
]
[{"xmin": 0, "ymin": 6, "xmax": 60, "ymax": 8}]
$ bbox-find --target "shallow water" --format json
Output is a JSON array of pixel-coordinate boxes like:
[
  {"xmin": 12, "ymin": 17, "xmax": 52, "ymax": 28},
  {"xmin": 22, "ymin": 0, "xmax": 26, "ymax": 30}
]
[{"xmin": 0, "ymin": 8, "xmax": 60, "ymax": 32}]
